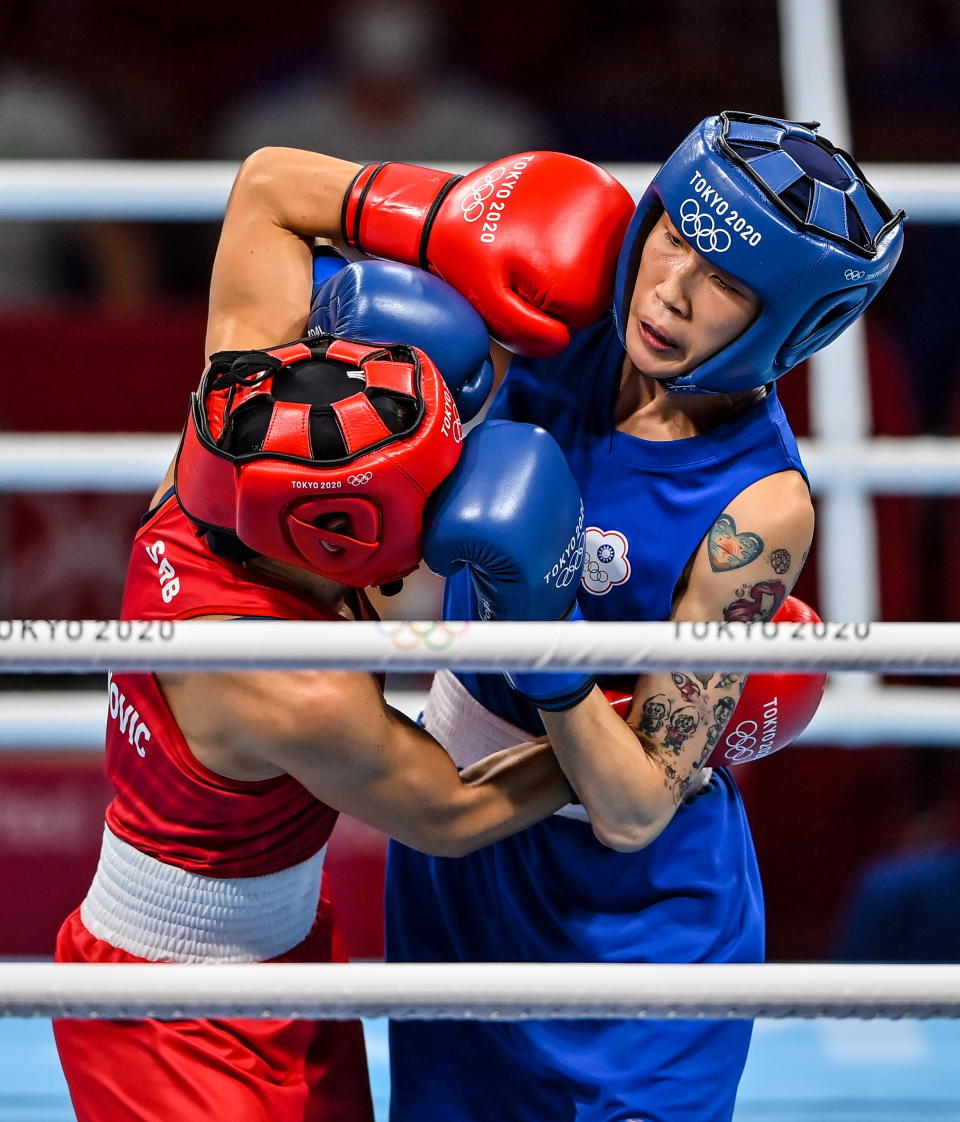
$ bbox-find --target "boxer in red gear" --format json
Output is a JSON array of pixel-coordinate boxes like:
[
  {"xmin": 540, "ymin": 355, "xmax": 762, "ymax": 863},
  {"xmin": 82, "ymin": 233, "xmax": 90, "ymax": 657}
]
[{"xmin": 52, "ymin": 147, "xmax": 576, "ymax": 1122}]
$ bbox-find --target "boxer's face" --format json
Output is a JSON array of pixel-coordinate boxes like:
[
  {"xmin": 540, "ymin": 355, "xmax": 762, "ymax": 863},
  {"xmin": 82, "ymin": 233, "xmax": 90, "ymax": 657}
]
[{"xmin": 624, "ymin": 213, "xmax": 760, "ymax": 382}]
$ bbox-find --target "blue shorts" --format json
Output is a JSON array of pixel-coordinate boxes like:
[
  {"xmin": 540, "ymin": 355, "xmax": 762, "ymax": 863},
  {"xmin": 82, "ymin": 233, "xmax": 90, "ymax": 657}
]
[{"xmin": 386, "ymin": 768, "xmax": 763, "ymax": 1122}]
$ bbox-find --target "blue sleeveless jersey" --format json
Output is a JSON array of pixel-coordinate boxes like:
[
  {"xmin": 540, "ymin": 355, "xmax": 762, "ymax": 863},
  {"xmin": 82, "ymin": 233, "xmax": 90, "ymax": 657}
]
[
  {"xmin": 387, "ymin": 318, "xmax": 806, "ymax": 1122},
  {"xmin": 448, "ymin": 318, "xmax": 806, "ymax": 733}
]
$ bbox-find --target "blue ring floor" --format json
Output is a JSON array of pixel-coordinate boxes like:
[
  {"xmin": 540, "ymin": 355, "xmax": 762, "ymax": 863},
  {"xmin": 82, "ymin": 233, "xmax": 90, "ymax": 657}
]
[{"xmin": 1, "ymin": 1014, "xmax": 958, "ymax": 1120}]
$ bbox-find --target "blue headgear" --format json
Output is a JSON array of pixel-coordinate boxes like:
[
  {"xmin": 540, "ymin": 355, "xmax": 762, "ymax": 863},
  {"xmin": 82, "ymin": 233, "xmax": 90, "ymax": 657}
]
[{"xmin": 613, "ymin": 111, "xmax": 905, "ymax": 394}]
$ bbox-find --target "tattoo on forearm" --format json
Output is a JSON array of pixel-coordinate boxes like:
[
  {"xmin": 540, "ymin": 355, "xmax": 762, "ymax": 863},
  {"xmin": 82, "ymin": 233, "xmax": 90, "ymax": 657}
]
[
  {"xmin": 706, "ymin": 695, "xmax": 737, "ymax": 749},
  {"xmin": 671, "ymin": 673, "xmax": 702, "ymax": 703},
  {"xmin": 639, "ymin": 694, "xmax": 670, "ymax": 735},
  {"xmin": 724, "ymin": 579, "xmax": 787, "ymax": 622},
  {"xmin": 627, "ymin": 674, "xmax": 744, "ymax": 805},
  {"xmin": 663, "ymin": 707, "xmax": 699, "ymax": 754},
  {"xmin": 708, "ymin": 513, "xmax": 764, "ymax": 572}
]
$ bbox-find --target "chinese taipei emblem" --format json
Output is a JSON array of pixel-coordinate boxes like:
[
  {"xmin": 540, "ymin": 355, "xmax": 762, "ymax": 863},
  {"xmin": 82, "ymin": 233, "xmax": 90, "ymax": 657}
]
[{"xmin": 581, "ymin": 527, "xmax": 631, "ymax": 595}]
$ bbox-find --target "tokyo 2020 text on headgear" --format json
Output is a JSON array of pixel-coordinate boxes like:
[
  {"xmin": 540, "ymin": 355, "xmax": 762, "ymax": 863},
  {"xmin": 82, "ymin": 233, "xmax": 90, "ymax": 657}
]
[
  {"xmin": 175, "ymin": 335, "xmax": 463, "ymax": 589},
  {"xmin": 614, "ymin": 110, "xmax": 905, "ymax": 394}
]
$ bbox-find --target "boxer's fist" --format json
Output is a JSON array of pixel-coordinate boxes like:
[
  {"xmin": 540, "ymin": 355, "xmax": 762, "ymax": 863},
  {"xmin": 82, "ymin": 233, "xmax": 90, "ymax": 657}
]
[
  {"xmin": 342, "ymin": 153, "xmax": 635, "ymax": 358},
  {"xmin": 423, "ymin": 420, "xmax": 593, "ymax": 710},
  {"xmin": 308, "ymin": 259, "xmax": 493, "ymax": 422},
  {"xmin": 423, "ymin": 420, "xmax": 584, "ymax": 621},
  {"xmin": 604, "ymin": 597, "xmax": 827, "ymax": 764}
]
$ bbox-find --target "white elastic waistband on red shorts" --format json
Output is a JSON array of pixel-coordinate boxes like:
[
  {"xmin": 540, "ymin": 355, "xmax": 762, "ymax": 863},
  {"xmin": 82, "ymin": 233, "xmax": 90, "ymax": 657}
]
[
  {"xmin": 81, "ymin": 825, "xmax": 325, "ymax": 963},
  {"xmin": 423, "ymin": 669, "xmax": 588, "ymax": 821}
]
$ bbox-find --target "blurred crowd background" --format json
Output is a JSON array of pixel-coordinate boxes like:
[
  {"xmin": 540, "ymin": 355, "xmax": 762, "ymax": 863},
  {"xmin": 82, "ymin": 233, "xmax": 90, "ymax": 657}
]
[{"xmin": 0, "ymin": 0, "xmax": 959, "ymax": 964}]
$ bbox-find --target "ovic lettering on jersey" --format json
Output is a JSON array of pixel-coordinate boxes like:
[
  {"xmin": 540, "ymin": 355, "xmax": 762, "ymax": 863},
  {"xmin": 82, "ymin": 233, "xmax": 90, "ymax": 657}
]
[
  {"xmin": 144, "ymin": 539, "xmax": 180, "ymax": 603},
  {"xmin": 107, "ymin": 671, "xmax": 153, "ymax": 757}
]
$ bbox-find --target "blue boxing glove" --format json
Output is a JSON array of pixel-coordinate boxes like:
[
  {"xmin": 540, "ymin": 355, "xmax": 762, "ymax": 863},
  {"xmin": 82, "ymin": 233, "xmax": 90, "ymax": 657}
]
[
  {"xmin": 308, "ymin": 259, "xmax": 494, "ymax": 423},
  {"xmin": 310, "ymin": 245, "xmax": 350, "ymax": 301},
  {"xmin": 423, "ymin": 419, "xmax": 595, "ymax": 711}
]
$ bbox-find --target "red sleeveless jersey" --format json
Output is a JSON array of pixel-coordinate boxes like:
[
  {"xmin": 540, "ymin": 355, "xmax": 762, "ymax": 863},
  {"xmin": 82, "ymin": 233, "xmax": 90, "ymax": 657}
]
[{"xmin": 104, "ymin": 493, "xmax": 373, "ymax": 877}]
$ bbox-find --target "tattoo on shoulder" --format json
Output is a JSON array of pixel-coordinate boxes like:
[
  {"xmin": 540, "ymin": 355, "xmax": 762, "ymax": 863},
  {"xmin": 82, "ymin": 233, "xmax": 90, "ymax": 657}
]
[
  {"xmin": 724, "ymin": 579, "xmax": 786, "ymax": 623},
  {"xmin": 769, "ymin": 547, "xmax": 791, "ymax": 575},
  {"xmin": 708, "ymin": 513, "xmax": 764, "ymax": 572}
]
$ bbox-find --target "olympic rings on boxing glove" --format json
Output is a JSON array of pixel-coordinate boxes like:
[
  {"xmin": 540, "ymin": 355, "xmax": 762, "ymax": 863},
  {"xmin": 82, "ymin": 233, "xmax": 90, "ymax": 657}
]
[{"xmin": 342, "ymin": 152, "xmax": 635, "ymax": 358}]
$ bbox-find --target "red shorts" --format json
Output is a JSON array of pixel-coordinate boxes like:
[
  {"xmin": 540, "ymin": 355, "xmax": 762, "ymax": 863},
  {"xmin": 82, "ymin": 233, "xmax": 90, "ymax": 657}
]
[{"xmin": 53, "ymin": 895, "xmax": 374, "ymax": 1122}]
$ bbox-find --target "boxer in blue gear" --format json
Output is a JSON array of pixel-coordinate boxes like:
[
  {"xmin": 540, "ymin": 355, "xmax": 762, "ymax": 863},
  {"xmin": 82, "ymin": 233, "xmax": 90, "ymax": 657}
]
[{"xmin": 386, "ymin": 111, "xmax": 904, "ymax": 1122}]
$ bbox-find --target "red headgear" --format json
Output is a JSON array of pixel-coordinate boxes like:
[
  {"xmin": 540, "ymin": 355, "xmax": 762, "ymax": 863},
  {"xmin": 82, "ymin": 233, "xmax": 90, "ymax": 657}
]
[{"xmin": 175, "ymin": 334, "xmax": 463, "ymax": 588}]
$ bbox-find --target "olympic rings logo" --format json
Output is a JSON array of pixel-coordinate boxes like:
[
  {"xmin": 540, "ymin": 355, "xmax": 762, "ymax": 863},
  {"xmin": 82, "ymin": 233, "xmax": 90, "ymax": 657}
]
[
  {"xmin": 679, "ymin": 198, "xmax": 732, "ymax": 254},
  {"xmin": 376, "ymin": 621, "xmax": 470, "ymax": 651},
  {"xmin": 585, "ymin": 559, "xmax": 608, "ymax": 588},
  {"xmin": 844, "ymin": 268, "xmax": 866, "ymax": 280},
  {"xmin": 460, "ymin": 167, "xmax": 506, "ymax": 222},
  {"xmin": 347, "ymin": 472, "xmax": 373, "ymax": 486},
  {"xmin": 553, "ymin": 541, "xmax": 585, "ymax": 589},
  {"xmin": 722, "ymin": 720, "xmax": 759, "ymax": 762}
]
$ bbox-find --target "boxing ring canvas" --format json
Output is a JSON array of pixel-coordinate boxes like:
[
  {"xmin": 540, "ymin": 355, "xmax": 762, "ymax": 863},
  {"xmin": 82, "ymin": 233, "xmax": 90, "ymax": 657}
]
[{"xmin": 1, "ymin": 1016, "xmax": 959, "ymax": 1121}]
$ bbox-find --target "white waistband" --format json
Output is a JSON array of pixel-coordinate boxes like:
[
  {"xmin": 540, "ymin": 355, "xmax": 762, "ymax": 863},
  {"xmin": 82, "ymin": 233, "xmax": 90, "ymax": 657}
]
[
  {"xmin": 424, "ymin": 670, "xmax": 588, "ymax": 821},
  {"xmin": 81, "ymin": 826, "xmax": 325, "ymax": 963}
]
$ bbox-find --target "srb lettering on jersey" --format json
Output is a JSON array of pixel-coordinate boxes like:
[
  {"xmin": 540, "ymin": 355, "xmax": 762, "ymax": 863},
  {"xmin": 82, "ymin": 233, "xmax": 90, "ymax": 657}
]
[{"xmin": 144, "ymin": 539, "xmax": 180, "ymax": 603}]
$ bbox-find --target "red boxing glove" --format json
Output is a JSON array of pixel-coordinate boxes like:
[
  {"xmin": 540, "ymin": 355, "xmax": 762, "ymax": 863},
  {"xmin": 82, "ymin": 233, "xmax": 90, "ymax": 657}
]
[
  {"xmin": 603, "ymin": 597, "xmax": 827, "ymax": 766},
  {"xmin": 707, "ymin": 597, "xmax": 826, "ymax": 766},
  {"xmin": 342, "ymin": 153, "xmax": 635, "ymax": 358}
]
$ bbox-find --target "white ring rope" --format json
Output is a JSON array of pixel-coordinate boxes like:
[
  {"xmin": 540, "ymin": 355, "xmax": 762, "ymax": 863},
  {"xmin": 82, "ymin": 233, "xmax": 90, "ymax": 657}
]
[
  {"xmin": 4, "ymin": 683, "xmax": 957, "ymax": 749},
  {"xmin": 1, "ymin": 619, "xmax": 958, "ymax": 675},
  {"xmin": 0, "ymin": 162, "xmax": 956, "ymax": 221},
  {"xmin": 7, "ymin": 434, "xmax": 960, "ymax": 494},
  {"xmin": 2, "ymin": 962, "xmax": 958, "ymax": 1020},
  {"xmin": 0, "ymin": 434, "xmax": 177, "ymax": 493}
]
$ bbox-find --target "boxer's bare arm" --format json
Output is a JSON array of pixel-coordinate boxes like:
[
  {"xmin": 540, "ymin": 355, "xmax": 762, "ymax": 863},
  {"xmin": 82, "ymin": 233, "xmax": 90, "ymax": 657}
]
[
  {"xmin": 158, "ymin": 666, "xmax": 569, "ymax": 857},
  {"xmin": 205, "ymin": 147, "xmax": 362, "ymax": 358},
  {"xmin": 540, "ymin": 470, "xmax": 813, "ymax": 851},
  {"xmin": 151, "ymin": 149, "xmax": 363, "ymax": 506}
]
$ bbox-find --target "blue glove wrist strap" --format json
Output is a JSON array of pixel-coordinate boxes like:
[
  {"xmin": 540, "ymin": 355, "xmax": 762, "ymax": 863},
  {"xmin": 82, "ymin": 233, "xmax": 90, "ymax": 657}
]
[{"xmin": 504, "ymin": 602, "xmax": 595, "ymax": 711}]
